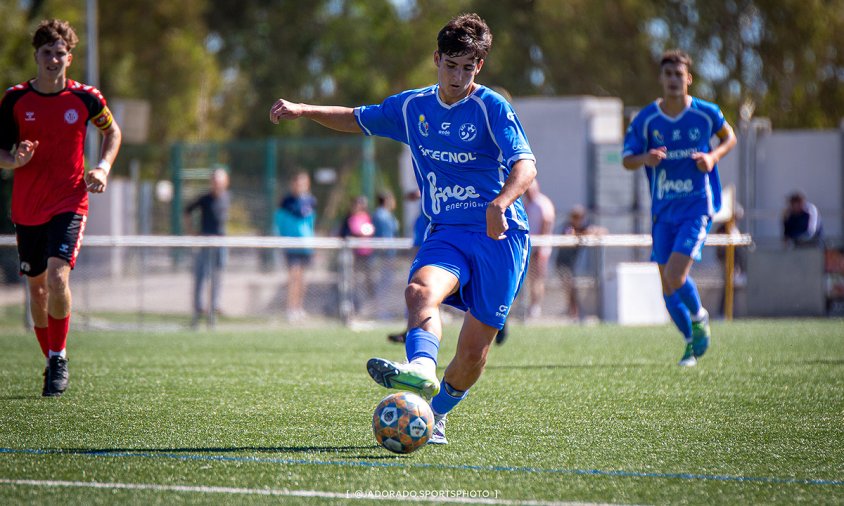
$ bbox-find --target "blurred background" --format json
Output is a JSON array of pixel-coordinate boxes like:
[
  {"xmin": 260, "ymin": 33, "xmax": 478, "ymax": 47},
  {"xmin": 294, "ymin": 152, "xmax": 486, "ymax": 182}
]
[{"xmin": 0, "ymin": 0, "xmax": 842, "ymax": 328}]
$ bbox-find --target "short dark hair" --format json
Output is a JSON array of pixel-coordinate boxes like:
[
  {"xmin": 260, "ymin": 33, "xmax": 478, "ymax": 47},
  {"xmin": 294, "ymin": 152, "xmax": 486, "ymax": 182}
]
[
  {"xmin": 660, "ymin": 49, "xmax": 692, "ymax": 70},
  {"xmin": 788, "ymin": 191, "xmax": 806, "ymax": 205},
  {"xmin": 437, "ymin": 13, "xmax": 492, "ymax": 61},
  {"xmin": 32, "ymin": 19, "xmax": 79, "ymax": 51}
]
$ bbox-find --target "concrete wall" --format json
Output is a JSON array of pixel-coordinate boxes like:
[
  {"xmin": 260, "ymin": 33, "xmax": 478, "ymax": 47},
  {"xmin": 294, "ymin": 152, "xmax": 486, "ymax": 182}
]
[{"xmin": 512, "ymin": 96, "xmax": 624, "ymax": 222}]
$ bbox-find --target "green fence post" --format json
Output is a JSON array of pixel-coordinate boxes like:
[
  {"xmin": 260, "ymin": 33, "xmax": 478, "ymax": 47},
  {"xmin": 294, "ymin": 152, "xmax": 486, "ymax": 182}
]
[{"xmin": 171, "ymin": 142, "xmax": 183, "ymax": 236}]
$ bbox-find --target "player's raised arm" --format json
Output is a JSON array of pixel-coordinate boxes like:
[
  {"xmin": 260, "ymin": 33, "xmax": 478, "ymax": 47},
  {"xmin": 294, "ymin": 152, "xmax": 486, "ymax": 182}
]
[{"xmin": 269, "ymin": 98, "xmax": 361, "ymax": 133}]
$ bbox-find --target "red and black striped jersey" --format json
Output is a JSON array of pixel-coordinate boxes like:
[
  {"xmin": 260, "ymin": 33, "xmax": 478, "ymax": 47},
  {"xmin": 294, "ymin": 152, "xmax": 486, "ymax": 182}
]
[{"xmin": 0, "ymin": 79, "xmax": 114, "ymax": 225}]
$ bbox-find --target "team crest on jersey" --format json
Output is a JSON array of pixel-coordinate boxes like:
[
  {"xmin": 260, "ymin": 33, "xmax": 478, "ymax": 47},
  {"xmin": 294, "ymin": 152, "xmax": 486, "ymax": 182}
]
[
  {"xmin": 653, "ymin": 129, "xmax": 664, "ymax": 145},
  {"xmin": 417, "ymin": 114, "xmax": 430, "ymax": 137},
  {"xmin": 459, "ymin": 122, "xmax": 477, "ymax": 142},
  {"xmin": 688, "ymin": 128, "xmax": 701, "ymax": 141},
  {"xmin": 64, "ymin": 109, "xmax": 79, "ymax": 125}
]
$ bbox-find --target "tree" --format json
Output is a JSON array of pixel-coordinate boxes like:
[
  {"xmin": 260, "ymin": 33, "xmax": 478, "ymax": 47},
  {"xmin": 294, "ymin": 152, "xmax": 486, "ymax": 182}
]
[{"xmin": 650, "ymin": 0, "xmax": 844, "ymax": 128}]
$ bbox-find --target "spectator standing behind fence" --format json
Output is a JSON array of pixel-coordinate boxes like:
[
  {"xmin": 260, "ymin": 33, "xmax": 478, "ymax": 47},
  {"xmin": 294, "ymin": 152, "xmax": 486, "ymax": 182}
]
[
  {"xmin": 556, "ymin": 205, "xmax": 606, "ymax": 320},
  {"xmin": 340, "ymin": 195, "xmax": 375, "ymax": 314},
  {"xmin": 373, "ymin": 191, "xmax": 400, "ymax": 320},
  {"xmin": 783, "ymin": 191, "xmax": 823, "ymax": 248},
  {"xmin": 276, "ymin": 171, "xmax": 317, "ymax": 322},
  {"xmin": 184, "ymin": 168, "xmax": 230, "ymax": 329},
  {"xmin": 0, "ymin": 19, "xmax": 122, "ymax": 397},
  {"xmin": 523, "ymin": 180, "xmax": 555, "ymax": 319}
]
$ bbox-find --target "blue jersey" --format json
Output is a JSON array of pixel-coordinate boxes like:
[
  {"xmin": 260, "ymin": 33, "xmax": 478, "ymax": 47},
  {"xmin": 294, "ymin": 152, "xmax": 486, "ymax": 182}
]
[
  {"xmin": 355, "ymin": 85, "xmax": 535, "ymax": 233},
  {"xmin": 622, "ymin": 97, "xmax": 726, "ymax": 222}
]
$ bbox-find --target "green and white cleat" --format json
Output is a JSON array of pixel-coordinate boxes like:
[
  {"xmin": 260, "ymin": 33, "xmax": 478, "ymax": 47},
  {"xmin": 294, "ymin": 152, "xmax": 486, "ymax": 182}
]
[
  {"xmin": 366, "ymin": 358, "xmax": 440, "ymax": 399},
  {"xmin": 428, "ymin": 414, "xmax": 448, "ymax": 445},
  {"xmin": 691, "ymin": 309, "xmax": 711, "ymax": 358},
  {"xmin": 678, "ymin": 342, "xmax": 697, "ymax": 367}
]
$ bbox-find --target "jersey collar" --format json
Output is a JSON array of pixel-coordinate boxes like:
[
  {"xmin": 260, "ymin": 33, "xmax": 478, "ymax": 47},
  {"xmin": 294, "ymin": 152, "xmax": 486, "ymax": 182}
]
[
  {"xmin": 435, "ymin": 84, "xmax": 481, "ymax": 109},
  {"xmin": 655, "ymin": 96, "xmax": 692, "ymax": 123}
]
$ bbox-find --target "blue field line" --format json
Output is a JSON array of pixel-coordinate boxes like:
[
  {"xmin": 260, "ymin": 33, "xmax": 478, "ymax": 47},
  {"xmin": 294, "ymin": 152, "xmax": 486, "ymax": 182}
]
[{"xmin": 1, "ymin": 447, "xmax": 842, "ymax": 487}]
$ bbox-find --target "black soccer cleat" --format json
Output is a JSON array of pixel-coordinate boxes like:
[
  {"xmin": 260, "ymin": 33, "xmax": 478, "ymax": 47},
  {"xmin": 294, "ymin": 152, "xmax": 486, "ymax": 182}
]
[{"xmin": 43, "ymin": 356, "xmax": 69, "ymax": 397}]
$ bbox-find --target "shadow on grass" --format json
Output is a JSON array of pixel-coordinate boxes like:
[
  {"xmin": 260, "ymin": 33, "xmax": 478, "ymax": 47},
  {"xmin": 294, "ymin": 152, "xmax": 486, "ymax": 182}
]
[
  {"xmin": 486, "ymin": 362, "xmax": 663, "ymax": 370},
  {"xmin": 794, "ymin": 359, "xmax": 844, "ymax": 366},
  {"xmin": 37, "ymin": 445, "xmax": 409, "ymax": 460}
]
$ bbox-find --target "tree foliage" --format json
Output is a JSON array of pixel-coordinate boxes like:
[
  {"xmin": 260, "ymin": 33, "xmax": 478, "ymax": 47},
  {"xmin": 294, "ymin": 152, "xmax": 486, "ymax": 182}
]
[{"xmin": 0, "ymin": 0, "xmax": 841, "ymax": 145}]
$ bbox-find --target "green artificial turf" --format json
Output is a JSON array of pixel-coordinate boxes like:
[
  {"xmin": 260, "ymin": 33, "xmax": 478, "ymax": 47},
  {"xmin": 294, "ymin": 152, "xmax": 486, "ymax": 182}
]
[{"xmin": 0, "ymin": 318, "xmax": 842, "ymax": 504}]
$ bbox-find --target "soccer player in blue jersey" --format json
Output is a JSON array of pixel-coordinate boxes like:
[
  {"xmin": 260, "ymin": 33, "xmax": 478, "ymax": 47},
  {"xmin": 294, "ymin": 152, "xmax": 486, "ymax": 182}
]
[
  {"xmin": 270, "ymin": 13, "xmax": 536, "ymax": 444},
  {"xmin": 622, "ymin": 50, "xmax": 737, "ymax": 366}
]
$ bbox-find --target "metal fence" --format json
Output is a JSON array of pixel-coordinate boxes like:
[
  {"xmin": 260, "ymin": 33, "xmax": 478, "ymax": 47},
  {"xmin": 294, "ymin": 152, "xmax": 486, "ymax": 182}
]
[{"xmin": 0, "ymin": 233, "xmax": 752, "ymax": 332}]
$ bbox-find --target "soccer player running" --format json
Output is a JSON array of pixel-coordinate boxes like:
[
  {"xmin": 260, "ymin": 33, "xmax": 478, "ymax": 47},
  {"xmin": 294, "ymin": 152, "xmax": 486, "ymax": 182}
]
[
  {"xmin": 270, "ymin": 13, "xmax": 536, "ymax": 444},
  {"xmin": 0, "ymin": 20, "xmax": 122, "ymax": 396},
  {"xmin": 622, "ymin": 50, "xmax": 736, "ymax": 366}
]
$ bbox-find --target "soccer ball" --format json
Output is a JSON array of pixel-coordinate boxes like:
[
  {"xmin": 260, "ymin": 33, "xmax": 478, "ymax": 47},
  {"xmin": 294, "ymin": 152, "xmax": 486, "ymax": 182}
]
[{"xmin": 372, "ymin": 392, "xmax": 434, "ymax": 454}]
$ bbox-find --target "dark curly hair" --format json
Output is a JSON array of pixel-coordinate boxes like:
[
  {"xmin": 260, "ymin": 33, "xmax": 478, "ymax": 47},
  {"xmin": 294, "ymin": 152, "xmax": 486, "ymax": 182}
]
[
  {"xmin": 437, "ymin": 13, "xmax": 492, "ymax": 61},
  {"xmin": 32, "ymin": 19, "xmax": 79, "ymax": 51}
]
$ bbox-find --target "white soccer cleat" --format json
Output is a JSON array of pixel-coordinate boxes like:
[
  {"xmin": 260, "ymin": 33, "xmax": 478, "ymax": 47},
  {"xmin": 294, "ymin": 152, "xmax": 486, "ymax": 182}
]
[{"xmin": 428, "ymin": 414, "xmax": 448, "ymax": 445}]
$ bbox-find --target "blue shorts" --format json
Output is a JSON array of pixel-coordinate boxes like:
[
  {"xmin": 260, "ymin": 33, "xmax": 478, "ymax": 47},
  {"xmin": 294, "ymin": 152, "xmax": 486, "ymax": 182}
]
[
  {"xmin": 651, "ymin": 215, "xmax": 711, "ymax": 264},
  {"xmin": 409, "ymin": 225, "xmax": 530, "ymax": 329}
]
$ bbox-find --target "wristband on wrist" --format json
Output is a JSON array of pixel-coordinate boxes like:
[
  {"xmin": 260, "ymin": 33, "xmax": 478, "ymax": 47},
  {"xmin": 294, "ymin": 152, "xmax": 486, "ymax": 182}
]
[{"xmin": 96, "ymin": 159, "xmax": 111, "ymax": 174}]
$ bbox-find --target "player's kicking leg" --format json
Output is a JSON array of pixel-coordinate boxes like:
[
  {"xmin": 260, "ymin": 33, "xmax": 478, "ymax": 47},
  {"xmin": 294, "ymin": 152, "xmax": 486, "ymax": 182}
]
[{"xmin": 367, "ymin": 265, "xmax": 459, "ymax": 400}]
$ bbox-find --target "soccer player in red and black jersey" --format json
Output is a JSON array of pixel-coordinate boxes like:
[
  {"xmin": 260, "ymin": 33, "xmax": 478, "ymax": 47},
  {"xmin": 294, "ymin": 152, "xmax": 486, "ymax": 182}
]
[{"xmin": 0, "ymin": 19, "xmax": 122, "ymax": 397}]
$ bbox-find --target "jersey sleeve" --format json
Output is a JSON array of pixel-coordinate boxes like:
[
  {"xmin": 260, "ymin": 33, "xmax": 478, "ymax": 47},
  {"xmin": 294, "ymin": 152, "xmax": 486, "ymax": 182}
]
[
  {"xmin": 76, "ymin": 84, "xmax": 114, "ymax": 131},
  {"xmin": 622, "ymin": 112, "xmax": 646, "ymax": 158},
  {"xmin": 0, "ymin": 89, "xmax": 19, "ymax": 151},
  {"xmin": 354, "ymin": 91, "xmax": 411, "ymax": 144},
  {"xmin": 488, "ymin": 97, "xmax": 535, "ymax": 168},
  {"xmin": 708, "ymin": 103, "xmax": 726, "ymax": 135}
]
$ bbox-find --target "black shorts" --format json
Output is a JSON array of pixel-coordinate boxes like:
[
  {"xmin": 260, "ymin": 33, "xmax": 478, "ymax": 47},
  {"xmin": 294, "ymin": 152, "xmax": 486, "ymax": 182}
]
[{"xmin": 15, "ymin": 212, "xmax": 87, "ymax": 277}]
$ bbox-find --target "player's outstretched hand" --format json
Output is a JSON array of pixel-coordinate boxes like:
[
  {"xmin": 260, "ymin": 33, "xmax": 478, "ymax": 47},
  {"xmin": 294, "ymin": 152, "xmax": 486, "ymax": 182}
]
[
  {"xmin": 85, "ymin": 168, "xmax": 108, "ymax": 193},
  {"xmin": 270, "ymin": 99, "xmax": 304, "ymax": 124},
  {"xmin": 691, "ymin": 151, "xmax": 716, "ymax": 173},
  {"xmin": 10, "ymin": 140, "xmax": 39, "ymax": 168}
]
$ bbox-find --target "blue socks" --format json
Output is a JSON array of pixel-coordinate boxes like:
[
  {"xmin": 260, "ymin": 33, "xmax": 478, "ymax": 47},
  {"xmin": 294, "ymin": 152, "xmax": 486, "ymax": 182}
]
[
  {"xmin": 405, "ymin": 327, "xmax": 440, "ymax": 364},
  {"xmin": 675, "ymin": 277, "xmax": 703, "ymax": 319},
  {"xmin": 664, "ymin": 292, "xmax": 692, "ymax": 341},
  {"xmin": 431, "ymin": 380, "xmax": 468, "ymax": 416}
]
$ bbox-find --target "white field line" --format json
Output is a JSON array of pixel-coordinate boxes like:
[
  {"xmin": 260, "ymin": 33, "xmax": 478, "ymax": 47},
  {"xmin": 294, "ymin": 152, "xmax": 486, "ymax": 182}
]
[{"xmin": 0, "ymin": 478, "xmax": 629, "ymax": 506}]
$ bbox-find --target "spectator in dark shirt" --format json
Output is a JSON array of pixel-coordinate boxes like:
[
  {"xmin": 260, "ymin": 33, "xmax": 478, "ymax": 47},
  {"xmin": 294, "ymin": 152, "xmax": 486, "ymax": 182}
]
[
  {"xmin": 783, "ymin": 191, "xmax": 823, "ymax": 248},
  {"xmin": 184, "ymin": 168, "xmax": 230, "ymax": 328}
]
